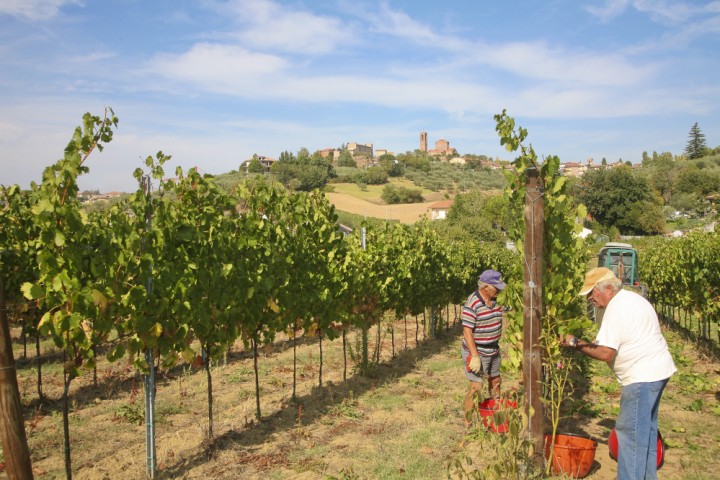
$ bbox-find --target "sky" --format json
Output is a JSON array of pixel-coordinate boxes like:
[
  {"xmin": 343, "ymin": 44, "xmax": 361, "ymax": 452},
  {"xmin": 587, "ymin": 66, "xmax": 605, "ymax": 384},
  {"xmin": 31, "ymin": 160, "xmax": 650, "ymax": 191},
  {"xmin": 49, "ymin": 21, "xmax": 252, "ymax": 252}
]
[{"xmin": 1, "ymin": 0, "xmax": 719, "ymax": 193}]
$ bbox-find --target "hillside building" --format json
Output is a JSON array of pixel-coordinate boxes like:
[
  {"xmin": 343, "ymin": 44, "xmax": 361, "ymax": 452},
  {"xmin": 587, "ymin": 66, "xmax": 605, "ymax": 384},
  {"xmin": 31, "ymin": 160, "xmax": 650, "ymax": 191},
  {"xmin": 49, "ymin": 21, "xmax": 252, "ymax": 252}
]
[{"xmin": 240, "ymin": 155, "xmax": 276, "ymax": 173}]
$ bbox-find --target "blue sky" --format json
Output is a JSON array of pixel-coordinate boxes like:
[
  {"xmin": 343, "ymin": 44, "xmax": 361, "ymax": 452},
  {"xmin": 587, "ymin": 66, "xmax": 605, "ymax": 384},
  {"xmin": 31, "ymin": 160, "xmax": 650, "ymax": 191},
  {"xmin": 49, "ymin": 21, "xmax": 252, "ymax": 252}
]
[{"xmin": 1, "ymin": 0, "xmax": 718, "ymax": 192}]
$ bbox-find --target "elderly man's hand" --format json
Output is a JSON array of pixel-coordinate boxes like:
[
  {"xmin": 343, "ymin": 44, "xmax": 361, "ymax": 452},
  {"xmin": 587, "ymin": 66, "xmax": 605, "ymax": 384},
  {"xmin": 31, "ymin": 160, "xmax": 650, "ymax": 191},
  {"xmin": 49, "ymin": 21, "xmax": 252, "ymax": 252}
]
[{"xmin": 468, "ymin": 355, "xmax": 481, "ymax": 374}]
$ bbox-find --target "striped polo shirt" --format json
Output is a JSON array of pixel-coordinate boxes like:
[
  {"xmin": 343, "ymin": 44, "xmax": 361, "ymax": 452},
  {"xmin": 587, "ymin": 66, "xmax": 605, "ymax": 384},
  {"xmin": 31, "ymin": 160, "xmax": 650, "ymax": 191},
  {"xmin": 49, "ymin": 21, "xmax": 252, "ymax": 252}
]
[{"xmin": 461, "ymin": 290, "xmax": 503, "ymax": 356}]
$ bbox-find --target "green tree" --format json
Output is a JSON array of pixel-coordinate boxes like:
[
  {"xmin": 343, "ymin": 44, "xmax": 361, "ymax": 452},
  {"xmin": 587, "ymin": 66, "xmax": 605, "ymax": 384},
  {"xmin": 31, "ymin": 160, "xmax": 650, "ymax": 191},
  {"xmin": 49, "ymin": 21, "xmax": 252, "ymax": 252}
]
[
  {"xmin": 296, "ymin": 166, "xmax": 330, "ymax": 191},
  {"xmin": 381, "ymin": 184, "xmax": 423, "ymax": 204},
  {"xmin": 337, "ymin": 149, "xmax": 356, "ymax": 167},
  {"xmin": 378, "ymin": 153, "xmax": 403, "ymax": 176},
  {"xmin": 247, "ymin": 157, "xmax": 264, "ymax": 174},
  {"xmin": 648, "ymin": 162, "xmax": 676, "ymax": 205},
  {"xmin": 626, "ymin": 200, "xmax": 666, "ymax": 234},
  {"xmin": 574, "ymin": 166, "xmax": 664, "ymax": 235},
  {"xmin": 271, "ymin": 149, "xmax": 334, "ymax": 190},
  {"xmin": 397, "ymin": 151, "xmax": 430, "ymax": 172},
  {"xmin": 676, "ymin": 167, "xmax": 720, "ymax": 196},
  {"xmin": 443, "ymin": 190, "xmax": 507, "ymax": 240},
  {"xmin": 297, "ymin": 147, "xmax": 310, "ymax": 160},
  {"xmin": 279, "ymin": 150, "xmax": 295, "ymax": 163},
  {"xmin": 365, "ymin": 166, "xmax": 388, "ymax": 185},
  {"xmin": 685, "ymin": 122, "xmax": 708, "ymax": 159},
  {"xmin": 463, "ymin": 154, "xmax": 491, "ymax": 170}
]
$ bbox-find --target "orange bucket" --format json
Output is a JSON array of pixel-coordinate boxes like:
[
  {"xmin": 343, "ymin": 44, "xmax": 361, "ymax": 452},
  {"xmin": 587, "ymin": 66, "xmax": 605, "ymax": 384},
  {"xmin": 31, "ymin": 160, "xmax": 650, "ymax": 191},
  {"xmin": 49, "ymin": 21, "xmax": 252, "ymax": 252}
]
[
  {"xmin": 544, "ymin": 433, "xmax": 597, "ymax": 478},
  {"xmin": 608, "ymin": 428, "xmax": 665, "ymax": 469},
  {"xmin": 478, "ymin": 398, "xmax": 518, "ymax": 433}
]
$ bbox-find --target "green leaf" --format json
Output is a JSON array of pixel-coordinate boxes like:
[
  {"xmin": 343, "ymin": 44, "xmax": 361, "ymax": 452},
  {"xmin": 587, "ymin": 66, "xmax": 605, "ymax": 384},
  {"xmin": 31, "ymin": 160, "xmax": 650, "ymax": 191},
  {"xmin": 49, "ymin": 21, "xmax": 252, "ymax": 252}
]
[
  {"xmin": 21, "ymin": 282, "xmax": 42, "ymax": 300},
  {"xmin": 54, "ymin": 231, "xmax": 66, "ymax": 247},
  {"xmin": 31, "ymin": 198, "xmax": 54, "ymax": 215},
  {"xmin": 91, "ymin": 289, "xmax": 108, "ymax": 308},
  {"xmin": 38, "ymin": 311, "xmax": 53, "ymax": 333}
]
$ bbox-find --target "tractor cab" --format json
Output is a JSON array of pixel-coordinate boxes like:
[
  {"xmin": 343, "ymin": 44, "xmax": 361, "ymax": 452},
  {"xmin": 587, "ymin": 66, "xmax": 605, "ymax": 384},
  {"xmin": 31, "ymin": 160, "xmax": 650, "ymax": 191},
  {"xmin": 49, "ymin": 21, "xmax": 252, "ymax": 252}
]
[
  {"xmin": 597, "ymin": 242, "xmax": 641, "ymax": 288},
  {"xmin": 591, "ymin": 242, "xmax": 646, "ymax": 324}
]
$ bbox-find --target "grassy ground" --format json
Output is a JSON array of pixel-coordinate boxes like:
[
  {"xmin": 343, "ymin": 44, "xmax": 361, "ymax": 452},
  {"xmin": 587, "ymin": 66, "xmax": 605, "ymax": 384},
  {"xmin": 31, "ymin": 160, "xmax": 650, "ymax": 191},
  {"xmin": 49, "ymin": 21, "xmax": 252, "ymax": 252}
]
[{"xmin": 5, "ymin": 312, "xmax": 720, "ymax": 479}]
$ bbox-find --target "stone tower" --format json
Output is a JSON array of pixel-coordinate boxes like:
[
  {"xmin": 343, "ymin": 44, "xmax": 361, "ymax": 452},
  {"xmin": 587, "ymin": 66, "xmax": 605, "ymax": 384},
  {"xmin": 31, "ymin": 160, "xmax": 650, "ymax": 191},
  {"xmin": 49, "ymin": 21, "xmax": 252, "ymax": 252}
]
[{"xmin": 420, "ymin": 131, "xmax": 428, "ymax": 152}]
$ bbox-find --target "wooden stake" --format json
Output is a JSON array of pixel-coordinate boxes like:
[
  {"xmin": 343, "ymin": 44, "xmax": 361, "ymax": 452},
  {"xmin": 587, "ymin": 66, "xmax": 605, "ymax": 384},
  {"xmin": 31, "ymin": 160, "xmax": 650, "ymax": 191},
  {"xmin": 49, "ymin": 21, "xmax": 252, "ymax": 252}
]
[
  {"xmin": 0, "ymin": 275, "xmax": 35, "ymax": 479},
  {"xmin": 523, "ymin": 167, "xmax": 545, "ymax": 462}
]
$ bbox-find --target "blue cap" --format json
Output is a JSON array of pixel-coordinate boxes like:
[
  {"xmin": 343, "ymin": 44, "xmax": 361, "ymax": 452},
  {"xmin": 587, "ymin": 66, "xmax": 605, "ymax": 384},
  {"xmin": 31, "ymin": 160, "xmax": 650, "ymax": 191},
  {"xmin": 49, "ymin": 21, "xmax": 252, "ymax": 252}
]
[{"xmin": 479, "ymin": 269, "xmax": 506, "ymax": 290}]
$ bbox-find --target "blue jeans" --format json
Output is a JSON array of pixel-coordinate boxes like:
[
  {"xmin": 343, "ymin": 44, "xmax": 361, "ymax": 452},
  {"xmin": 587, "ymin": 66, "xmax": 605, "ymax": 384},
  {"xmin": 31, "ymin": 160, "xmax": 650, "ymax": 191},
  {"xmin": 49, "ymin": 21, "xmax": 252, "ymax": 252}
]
[{"xmin": 616, "ymin": 378, "xmax": 669, "ymax": 480}]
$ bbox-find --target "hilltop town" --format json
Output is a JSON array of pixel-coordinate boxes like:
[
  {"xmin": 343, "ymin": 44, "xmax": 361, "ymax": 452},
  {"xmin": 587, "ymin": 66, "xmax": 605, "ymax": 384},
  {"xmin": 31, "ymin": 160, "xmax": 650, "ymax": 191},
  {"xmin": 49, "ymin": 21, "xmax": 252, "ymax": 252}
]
[{"xmin": 237, "ymin": 130, "xmax": 624, "ymax": 177}]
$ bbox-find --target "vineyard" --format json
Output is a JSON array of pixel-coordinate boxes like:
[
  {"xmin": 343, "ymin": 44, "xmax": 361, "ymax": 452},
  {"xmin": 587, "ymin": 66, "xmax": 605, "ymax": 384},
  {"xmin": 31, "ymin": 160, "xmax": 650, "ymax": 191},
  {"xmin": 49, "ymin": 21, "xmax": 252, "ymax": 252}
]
[
  {"xmin": 0, "ymin": 110, "xmax": 512, "ymax": 478},
  {"xmin": 640, "ymin": 232, "xmax": 720, "ymax": 350},
  {"xmin": 1, "ymin": 109, "xmax": 719, "ymax": 479}
]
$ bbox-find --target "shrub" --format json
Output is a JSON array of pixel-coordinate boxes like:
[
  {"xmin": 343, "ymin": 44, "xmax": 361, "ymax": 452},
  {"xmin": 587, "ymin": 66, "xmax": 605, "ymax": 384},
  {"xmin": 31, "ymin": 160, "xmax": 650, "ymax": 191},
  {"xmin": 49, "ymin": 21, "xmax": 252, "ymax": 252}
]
[
  {"xmin": 365, "ymin": 167, "xmax": 388, "ymax": 185},
  {"xmin": 381, "ymin": 184, "xmax": 424, "ymax": 204}
]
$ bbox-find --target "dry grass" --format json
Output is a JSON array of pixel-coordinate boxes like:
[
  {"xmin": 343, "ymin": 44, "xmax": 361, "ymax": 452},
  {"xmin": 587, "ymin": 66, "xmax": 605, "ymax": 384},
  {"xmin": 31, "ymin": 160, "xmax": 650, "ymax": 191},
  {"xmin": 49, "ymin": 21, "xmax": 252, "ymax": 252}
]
[
  {"xmin": 325, "ymin": 192, "xmax": 447, "ymax": 225},
  {"xmin": 8, "ymin": 313, "xmax": 720, "ymax": 479}
]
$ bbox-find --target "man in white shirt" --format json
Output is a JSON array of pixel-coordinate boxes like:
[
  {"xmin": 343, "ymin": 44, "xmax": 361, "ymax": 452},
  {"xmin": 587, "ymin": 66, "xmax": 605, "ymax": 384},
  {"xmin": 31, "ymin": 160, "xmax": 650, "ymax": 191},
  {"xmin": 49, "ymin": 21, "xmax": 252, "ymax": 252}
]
[{"xmin": 563, "ymin": 267, "xmax": 676, "ymax": 480}]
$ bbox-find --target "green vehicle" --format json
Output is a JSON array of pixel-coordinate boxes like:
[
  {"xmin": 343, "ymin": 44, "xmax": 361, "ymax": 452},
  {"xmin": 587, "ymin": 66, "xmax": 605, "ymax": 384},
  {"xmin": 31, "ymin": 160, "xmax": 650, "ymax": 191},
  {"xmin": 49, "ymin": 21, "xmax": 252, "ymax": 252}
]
[
  {"xmin": 597, "ymin": 242, "xmax": 644, "ymax": 292},
  {"xmin": 592, "ymin": 242, "xmax": 646, "ymax": 324}
]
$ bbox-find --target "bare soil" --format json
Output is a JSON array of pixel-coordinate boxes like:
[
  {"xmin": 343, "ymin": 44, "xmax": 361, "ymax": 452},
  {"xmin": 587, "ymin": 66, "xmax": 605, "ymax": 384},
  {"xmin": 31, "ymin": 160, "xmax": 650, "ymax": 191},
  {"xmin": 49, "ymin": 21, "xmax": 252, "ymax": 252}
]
[{"xmin": 5, "ymin": 314, "xmax": 720, "ymax": 479}]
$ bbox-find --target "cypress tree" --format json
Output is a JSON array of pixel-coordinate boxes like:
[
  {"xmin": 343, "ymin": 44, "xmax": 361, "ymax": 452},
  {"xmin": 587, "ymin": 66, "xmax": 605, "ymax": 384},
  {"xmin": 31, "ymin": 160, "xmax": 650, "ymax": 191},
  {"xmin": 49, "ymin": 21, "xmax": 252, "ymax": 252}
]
[{"xmin": 685, "ymin": 122, "xmax": 707, "ymax": 159}]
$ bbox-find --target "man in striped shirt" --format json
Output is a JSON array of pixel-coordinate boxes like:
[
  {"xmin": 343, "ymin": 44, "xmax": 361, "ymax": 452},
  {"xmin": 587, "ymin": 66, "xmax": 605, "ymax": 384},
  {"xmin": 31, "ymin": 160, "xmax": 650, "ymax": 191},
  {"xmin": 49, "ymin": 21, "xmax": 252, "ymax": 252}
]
[{"xmin": 462, "ymin": 269, "xmax": 506, "ymax": 422}]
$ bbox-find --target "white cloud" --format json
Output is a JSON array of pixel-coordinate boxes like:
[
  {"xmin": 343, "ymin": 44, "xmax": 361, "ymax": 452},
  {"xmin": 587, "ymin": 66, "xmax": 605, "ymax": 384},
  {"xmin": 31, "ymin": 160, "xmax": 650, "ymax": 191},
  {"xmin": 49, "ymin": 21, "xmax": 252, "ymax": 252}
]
[
  {"xmin": 67, "ymin": 51, "xmax": 116, "ymax": 63},
  {"xmin": 0, "ymin": 0, "xmax": 81, "ymax": 21},
  {"xmin": 652, "ymin": 14, "xmax": 720, "ymax": 50},
  {"xmin": 148, "ymin": 48, "xmax": 499, "ymax": 113},
  {"xmin": 369, "ymin": 3, "xmax": 468, "ymax": 51},
  {"xmin": 150, "ymin": 43, "xmax": 289, "ymax": 93},
  {"xmin": 362, "ymin": 4, "xmax": 657, "ymax": 88},
  {"xmin": 587, "ymin": 0, "xmax": 720, "ymax": 24},
  {"xmin": 586, "ymin": 0, "xmax": 632, "ymax": 21},
  {"xmin": 219, "ymin": 0, "xmax": 357, "ymax": 54},
  {"xmin": 479, "ymin": 41, "xmax": 656, "ymax": 87},
  {"xmin": 632, "ymin": 0, "xmax": 697, "ymax": 23}
]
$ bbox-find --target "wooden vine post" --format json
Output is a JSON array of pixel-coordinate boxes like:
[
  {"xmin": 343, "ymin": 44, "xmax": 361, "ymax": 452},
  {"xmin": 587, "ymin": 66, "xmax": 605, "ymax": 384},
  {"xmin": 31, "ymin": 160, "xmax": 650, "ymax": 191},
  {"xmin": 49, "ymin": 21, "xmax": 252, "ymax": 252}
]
[
  {"xmin": 0, "ymin": 275, "xmax": 35, "ymax": 479},
  {"xmin": 523, "ymin": 167, "xmax": 545, "ymax": 463}
]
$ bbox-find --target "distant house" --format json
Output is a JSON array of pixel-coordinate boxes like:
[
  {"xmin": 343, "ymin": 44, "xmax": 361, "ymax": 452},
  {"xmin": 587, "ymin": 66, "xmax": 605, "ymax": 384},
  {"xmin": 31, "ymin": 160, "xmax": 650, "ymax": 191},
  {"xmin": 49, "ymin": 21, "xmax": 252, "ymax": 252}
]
[
  {"xmin": 481, "ymin": 160, "xmax": 502, "ymax": 170},
  {"xmin": 240, "ymin": 156, "xmax": 276, "ymax": 173},
  {"xmin": 82, "ymin": 190, "xmax": 125, "ymax": 204},
  {"xmin": 428, "ymin": 200, "xmax": 453, "ymax": 220},
  {"xmin": 427, "ymin": 138, "xmax": 457, "ymax": 157},
  {"xmin": 318, "ymin": 148, "xmax": 337, "ymax": 159},
  {"xmin": 347, "ymin": 142, "xmax": 373, "ymax": 157},
  {"xmin": 559, "ymin": 162, "xmax": 586, "ymax": 177}
]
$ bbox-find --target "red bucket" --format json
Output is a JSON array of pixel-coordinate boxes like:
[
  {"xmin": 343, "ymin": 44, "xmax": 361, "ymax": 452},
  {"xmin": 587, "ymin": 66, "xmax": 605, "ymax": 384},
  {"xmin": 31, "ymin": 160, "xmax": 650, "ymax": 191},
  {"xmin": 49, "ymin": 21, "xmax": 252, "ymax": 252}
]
[
  {"xmin": 608, "ymin": 428, "xmax": 665, "ymax": 469},
  {"xmin": 478, "ymin": 398, "xmax": 518, "ymax": 433},
  {"xmin": 544, "ymin": 433, "xmax": 597, "ymax": 478}
]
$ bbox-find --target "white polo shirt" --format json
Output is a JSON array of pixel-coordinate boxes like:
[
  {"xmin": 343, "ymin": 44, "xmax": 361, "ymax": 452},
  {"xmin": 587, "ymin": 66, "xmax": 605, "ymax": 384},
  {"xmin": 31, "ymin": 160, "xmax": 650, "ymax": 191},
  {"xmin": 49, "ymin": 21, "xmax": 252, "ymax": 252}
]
[{"xmin": 595, "ymin": 289, "xmax": 677, "ymax": 386}]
